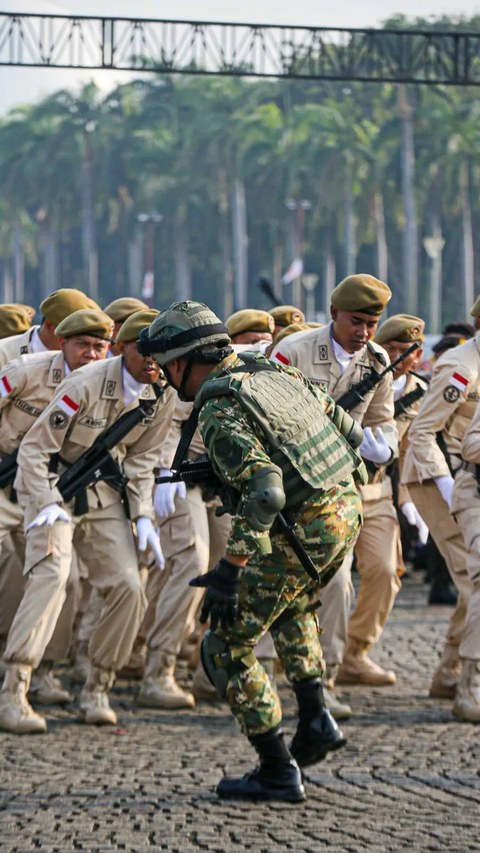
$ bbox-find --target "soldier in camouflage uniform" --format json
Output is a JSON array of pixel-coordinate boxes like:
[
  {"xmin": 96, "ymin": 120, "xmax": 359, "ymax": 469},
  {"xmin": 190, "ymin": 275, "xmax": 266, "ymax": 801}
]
[{"xmin": 138, "ymin": 301, "xmax": 364, "ymax": 803}]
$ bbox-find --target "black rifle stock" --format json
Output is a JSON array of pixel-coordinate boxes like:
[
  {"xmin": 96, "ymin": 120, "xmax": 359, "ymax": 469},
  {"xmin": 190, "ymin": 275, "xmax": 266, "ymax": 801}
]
[
  {"xmin": 336, "ymin": 342, "xmax": 420, "ymax": 413},
  {"xmin": 156, "ymin": 460, "xmax": 320, "ymax": 583},
  {"xmin": 394, "ymin": 382, "xmax": 427, "ymax": 418}
]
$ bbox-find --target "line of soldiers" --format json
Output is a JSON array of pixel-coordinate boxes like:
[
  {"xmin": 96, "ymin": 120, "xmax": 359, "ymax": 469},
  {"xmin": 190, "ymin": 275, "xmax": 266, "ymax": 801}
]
[{"xmin": 0, "ymin": 276, "xmax": 479, "ymax": 803}]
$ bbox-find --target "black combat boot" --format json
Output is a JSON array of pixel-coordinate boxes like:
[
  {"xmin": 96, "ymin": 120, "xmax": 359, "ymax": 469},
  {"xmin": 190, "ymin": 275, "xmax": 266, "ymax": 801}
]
[
  {"xmin": 290, "ymin": 676, "xmax": 347, "ymax": 768},
  {"xmin": 217, "ymin": 726, "xmax": 306, "ymax": 802}
]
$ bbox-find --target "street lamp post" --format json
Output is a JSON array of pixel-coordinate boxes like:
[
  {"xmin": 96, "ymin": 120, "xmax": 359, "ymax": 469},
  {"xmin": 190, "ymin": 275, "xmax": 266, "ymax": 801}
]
[{"xmin": 137, "ymin": 212, "xmax": 163, "ymax": 306}]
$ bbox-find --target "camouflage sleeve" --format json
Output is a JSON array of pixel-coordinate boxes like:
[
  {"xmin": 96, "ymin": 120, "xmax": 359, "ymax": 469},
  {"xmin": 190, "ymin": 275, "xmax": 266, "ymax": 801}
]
[{"xmin": 198, "ymin": 397, "xmax": 277, "ymax": 558}]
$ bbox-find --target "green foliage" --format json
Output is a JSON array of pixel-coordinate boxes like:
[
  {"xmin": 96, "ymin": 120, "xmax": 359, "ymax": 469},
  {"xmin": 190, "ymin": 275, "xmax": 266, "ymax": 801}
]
[{"xmin": 1, "ymin": 17, "xmax": 480, "ymax": 324}]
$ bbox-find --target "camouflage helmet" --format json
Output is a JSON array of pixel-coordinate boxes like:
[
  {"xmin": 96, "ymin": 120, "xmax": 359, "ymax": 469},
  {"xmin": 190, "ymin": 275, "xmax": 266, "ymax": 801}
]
[{"xmin": 139, "ymin": 301, "xmax": 231, "ymax": 366}]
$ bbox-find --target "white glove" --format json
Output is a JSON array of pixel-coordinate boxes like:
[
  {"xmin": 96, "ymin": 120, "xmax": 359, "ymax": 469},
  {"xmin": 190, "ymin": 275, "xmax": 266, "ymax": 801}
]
[
  {"xmin": 400, "ymin": 502, "xmax": 429, "ymax": 546},
  {"xmin": 154, "ymin": 470, "xmax": 187, "ymax": 518},
  {"xmin": 26, "ymin": 503, "xmax": 71, "ymax": 531},
  {"xmin": 136, "ymin": 516, "xmax": 165, "ymax": 570},
  {"xmin": 358, "ymin": 427, "xmax": 392, "ymax": 465},
  {"xmin": 434, "ymin": 475, "xmax": 454, "ymax": 509}
]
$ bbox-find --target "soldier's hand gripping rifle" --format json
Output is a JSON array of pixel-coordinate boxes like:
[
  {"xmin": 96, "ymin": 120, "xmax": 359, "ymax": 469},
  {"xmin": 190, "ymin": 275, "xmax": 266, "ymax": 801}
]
[
  {"xmin": 336, "ymin": 342, "xmax": 420, "ymax": 413},
  {"xmin": 156, "ymin": 460, "xmax": 321, "ymax": 584}
]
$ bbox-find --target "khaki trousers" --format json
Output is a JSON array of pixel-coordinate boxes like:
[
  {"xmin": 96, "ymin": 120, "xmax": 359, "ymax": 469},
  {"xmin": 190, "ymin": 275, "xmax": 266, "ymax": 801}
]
[
  {"xmin": 409, "ymin": 480, "xmax": 471, "ymax": 657},
  {"xmin": 319, "ymin": 496, "xmax": 402, "ymax": 665},
  {"xmin": 4, "ymin": 501, "xmax": 146, "ymax": 671},
  {"xmin": 450, "ymin": 505, "xmax": 480, "ymax": 660},
  {"xmin": 146, "ymin": 487, "xmax": 231, "ymax": 655},
  {"xmin": 0, "ymin": 488, "xmax": 81, "ymax": 663}
]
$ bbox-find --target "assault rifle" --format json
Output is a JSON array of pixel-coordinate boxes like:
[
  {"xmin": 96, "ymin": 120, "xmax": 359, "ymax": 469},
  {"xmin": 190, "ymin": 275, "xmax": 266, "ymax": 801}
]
[
  {"xmin": 0, "ymin": 388, "xmax": 161, "ymax": 514},
  {"xmin": 258, "ymin": 276, "xmax": 282, "ymax": 307},
  {"xmin": 56, "ymin": 391, "xmax": 161, "ymax": 516},
  {"xmin": 156, "ymin": 459, "xmax": 321, "ymax": 584},
  {"xmin": 394, "ymin": 382, "xmax": 427, "ymax": 418},
  {"xmin": 336, "ymin": 342, "xmax": 420, "ymax": 413}
]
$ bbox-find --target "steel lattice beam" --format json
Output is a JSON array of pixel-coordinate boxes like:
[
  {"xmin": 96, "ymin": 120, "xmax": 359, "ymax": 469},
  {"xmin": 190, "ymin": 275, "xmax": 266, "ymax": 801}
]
[{"xmin": 1, "ymin": 12, "xmax": 480, "ymax": 85}]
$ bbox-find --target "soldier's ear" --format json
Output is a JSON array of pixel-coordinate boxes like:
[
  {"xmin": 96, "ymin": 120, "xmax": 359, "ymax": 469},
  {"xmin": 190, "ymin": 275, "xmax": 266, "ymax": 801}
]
[
  {"xmin": 330, "ymin": 306, "xmax": 338, "ymax": 322},
  {"xmin": 115, "ymin": 340, "xmax": 126, "ymax": 356}
]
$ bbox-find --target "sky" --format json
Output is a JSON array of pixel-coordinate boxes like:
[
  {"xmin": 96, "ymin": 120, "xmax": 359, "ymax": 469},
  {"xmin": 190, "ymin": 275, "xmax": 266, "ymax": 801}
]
[{"xmin": 1, "ymin": 0, "xmax": 480, "ymax": 113}]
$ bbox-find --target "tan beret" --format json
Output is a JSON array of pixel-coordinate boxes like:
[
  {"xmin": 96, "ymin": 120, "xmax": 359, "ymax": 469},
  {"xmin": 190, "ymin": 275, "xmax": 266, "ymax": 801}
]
[
  {"xmin": 375, "ymin": 314, "xmax": 425, "ymax": 345},
  {"xmin": 103, "ymin": 297, "xmax": 150, "ymax": 323},
  {"xmin": 40, "ymin": 289, "xmax": 100, "ymax": 326},
  {"xmin": 470, "ymin": 295, "xmax": 480, "ymax": 318},
  {"xmin": 269, "ymin": 305, "xmax": 305, "ymax": 327},
  {"xmin": 273, "ymin": 322, "xmax": 312, "ymax": 346},
  {"xmin": 55, "ymin": 309, "xmax": 114, "ymax": 341},
  {"xmin": 116, "ymin": 309, "xmax": 160, "ymax": 343},
  {"xmin": 0, "ymin": 304, "xmax": 32, "ymax": 339},
  {"xmin": 226, "ymin": 309, "xmax": 275, "ymax": 338},
  {"xmin": 331, "ymin": 274, "xmax": 391, "ymax": 315}
]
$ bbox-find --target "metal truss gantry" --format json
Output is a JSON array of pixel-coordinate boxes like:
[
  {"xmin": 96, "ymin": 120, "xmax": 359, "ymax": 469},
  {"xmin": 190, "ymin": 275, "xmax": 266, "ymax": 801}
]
[{"xmin": 1, "ymin": 11, "xmax": 480, "ymax": 85}]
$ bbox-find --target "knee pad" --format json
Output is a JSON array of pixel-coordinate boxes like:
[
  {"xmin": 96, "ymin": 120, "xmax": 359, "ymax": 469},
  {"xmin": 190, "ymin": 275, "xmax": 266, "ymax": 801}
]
[{"xmin": 201, "ymin": 631, "xmax": 256, "ymax": 699}]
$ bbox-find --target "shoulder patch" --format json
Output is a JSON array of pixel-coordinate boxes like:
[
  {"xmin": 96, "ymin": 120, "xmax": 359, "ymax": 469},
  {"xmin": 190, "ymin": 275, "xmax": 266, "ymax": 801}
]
[
  {"xmin": 274, "ymin": 352, "xmax": 289, "ymax": 366},
  {"xmin": 49, "ymin": 410, "xmax": 69, "ymax": 430},
  {"xmin": 0, "ymin": 376, "xmax": 12, "ymax": 398},
  {"xmin": 449, "ymin": 372, "xmax": 469, "ymax": 392},
  {"xmin": 444, "ymin": 385, "xmax": 460, "ymax": 403}
]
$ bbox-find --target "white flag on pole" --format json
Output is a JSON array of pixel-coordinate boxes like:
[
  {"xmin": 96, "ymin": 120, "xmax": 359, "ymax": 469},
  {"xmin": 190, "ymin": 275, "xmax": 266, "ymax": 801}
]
[{"xmin": 282, "ymin": 257, "xmax": 304, "ymax": 285}]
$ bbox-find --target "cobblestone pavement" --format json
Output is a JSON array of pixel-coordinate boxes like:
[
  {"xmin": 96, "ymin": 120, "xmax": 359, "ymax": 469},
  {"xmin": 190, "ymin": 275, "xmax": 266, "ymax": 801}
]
[{"xmin": 1, "ymin": 575, "xmax": 480, "ymax": 853}]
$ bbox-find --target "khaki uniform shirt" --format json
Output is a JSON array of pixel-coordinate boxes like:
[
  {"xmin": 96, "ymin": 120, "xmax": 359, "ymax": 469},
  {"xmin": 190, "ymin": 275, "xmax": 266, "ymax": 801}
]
[
  {"xmin": 452, "ymin": 398, "xmax": 480, "ymax": 514},
  {"xmin": 0, "ymin": 351, "xmax": 68, "ymax": 457},
  {"xmin": 0, "ymin": 327, "xmax": 41, "ymax": 369},
  {"xmin": 402, "ymin": 333, "xmax": 480, "ymax": 485},
  {"xmin": 392, "ymin": 372, "xmax": 430, "ymax": 505},
  {"xmin": 15, "ymin": 355, "xmax": 175, "ymax": 519},
  {"xmin": 271, "ymin": 321, "xmax": 397, "ymax": 500}
]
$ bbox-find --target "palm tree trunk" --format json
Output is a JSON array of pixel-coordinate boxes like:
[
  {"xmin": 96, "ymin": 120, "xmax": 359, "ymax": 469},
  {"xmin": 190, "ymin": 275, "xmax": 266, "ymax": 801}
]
[
  {"xmin": 231, "ymin": 177, "xmax": 248, "ymax": 310},
  {"xmin": 174, "ymin": 204, "xmax": 192, "ymax": 301},
  {"xmin": 43, "ymin": 216, "xmax": 58, "ymax": 299},
  {"xmin": 324, "ymin": 228, "xmax": 336, "ymax": 316},
  {"xmin": 81, "ymin": 131, "xmax": 98, "ymax": 300},
  {"xmin": 12, "ymin": 218, "xmax": 24, "ymax": 302},
  {"xmin": 218, "ymin": 168, "xmax": 233, "ymax": 318},
  {"xmin": 460, "ymin": 158, "xmax": 474, "ymax": 317},
  {"xmin": 344, "ymin": 157, "xmax": 356, "ymax": 275},
  {"xmin": 1, "ymin": 259, "xmax": 13, "ymax": 302},
  {"xmin": 374, "ymin": 190, "xmax": 388, "ymax": 282},
  {"xmin": 424, "ymin": 208, "xmax": 444, "ymax": 335},
  {"xmin": 398, "ymin": 84, "xmax": 418, "ymax": 314}
]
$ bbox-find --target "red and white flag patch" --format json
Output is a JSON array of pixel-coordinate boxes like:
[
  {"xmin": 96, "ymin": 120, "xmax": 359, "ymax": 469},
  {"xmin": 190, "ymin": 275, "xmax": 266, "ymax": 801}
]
[
  {"xmin": 275, "ymin": 352, "xmax": 290, "ymax": 366},
  {"xmin": 57, "ymin": 395, "xmax": 79, "ymax": 417},
  {"xmin": 0, "ymin": 376, "xmax": 12, "ymax": 398},
  {"xmin": 449, "ymin": 372, "xmax": 469, "ymax": 392}
]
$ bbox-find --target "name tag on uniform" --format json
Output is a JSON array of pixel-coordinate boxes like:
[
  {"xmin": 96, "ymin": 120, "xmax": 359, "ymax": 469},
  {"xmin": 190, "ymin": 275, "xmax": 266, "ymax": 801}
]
[{"xmin": 78, "ymin": 415, "xmax": 108, "ymax": 429}]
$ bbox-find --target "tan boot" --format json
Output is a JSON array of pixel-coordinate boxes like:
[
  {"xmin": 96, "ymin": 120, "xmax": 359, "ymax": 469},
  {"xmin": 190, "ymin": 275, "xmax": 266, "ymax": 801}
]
[
  {"xmin": 337, "ymin": 639, "xmax": 397, "ymax": 686},
  {"xmin": 191, "ymin": 662, "xmax": 218, "ymax": 701},
  {"xmin": 429, "ymin": 643, "xmax": 461, "ymax": 699},
  {"xmin": 117, "ymin": 637, "xmax": 146, "ymax": 679},
  {"xmin": 79, "ymin": 666, "xmax": 117, "ymax": 725},
  {"xmin": 0, "ymin": 663, "xmax": 47, "ymax": 733},
  {"xmin": 71, "ymin": 641, "xmax": 92, "ymax": 685},
  {"xmin": 137, "ymin": 650, "xmax": 195, "ymax": 709},
  {"xmin": 453, "ymin": 660, "xmax": 480, "ymax": 722},
  {"xmin": 29, "ymin": 661, "xmax": 73, "ymax": 705}
]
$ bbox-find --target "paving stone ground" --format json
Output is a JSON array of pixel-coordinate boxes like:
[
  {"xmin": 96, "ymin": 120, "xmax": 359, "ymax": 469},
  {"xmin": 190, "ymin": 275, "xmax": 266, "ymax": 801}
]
[{"xmin": 1, "ymin": 575, "xmax": 479, "ymax": 853}]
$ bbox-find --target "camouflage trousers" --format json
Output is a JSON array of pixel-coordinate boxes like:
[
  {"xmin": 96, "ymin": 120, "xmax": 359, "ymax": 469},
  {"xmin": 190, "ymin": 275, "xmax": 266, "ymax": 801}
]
[{"xmin": 214, "ymin": 477, "xmax": 362, "ymax": 737}]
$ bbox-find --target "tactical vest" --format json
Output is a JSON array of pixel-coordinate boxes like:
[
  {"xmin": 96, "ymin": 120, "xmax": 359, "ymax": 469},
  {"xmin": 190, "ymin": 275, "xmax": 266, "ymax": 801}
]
[{"xmin": 196, "ymin": 352, "xmax": 365, "ymax": 507}]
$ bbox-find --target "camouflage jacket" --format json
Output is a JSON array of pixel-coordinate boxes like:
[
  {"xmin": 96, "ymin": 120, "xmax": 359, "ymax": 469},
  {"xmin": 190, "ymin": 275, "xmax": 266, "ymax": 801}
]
[{"xmin": 197, "ymin": 351, "xmax": 349, "ymax": 558}]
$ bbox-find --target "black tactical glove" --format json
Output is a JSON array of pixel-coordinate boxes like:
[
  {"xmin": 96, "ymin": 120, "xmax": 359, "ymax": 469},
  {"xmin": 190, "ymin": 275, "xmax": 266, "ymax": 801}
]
[{"xmin": 189, "ymin": 557, "xmax": 242, "ymax": 631}]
